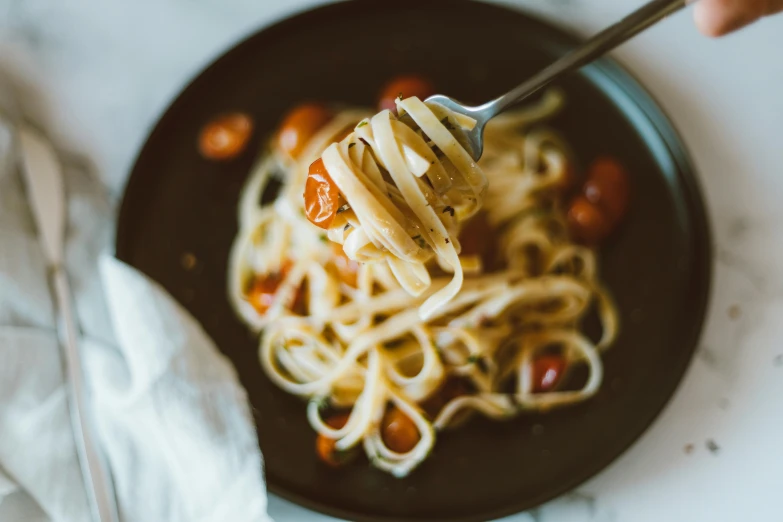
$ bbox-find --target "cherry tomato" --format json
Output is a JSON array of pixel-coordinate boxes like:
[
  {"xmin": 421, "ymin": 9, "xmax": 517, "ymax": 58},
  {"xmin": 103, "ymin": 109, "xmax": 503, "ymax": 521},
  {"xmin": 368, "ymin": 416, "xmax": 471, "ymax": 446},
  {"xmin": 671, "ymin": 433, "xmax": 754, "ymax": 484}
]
[
  {"xmin": 246, "ymin": 264, "xmax": 290, "ymax": 315},
  {"xmin": 315, "ymin": 413, "xmax": 352, "ymax": 467},
  {"xmin": 567, "ymin": 195, "xmax": 613, "ymax": 245},
  {"xmin": 584, "ymin": 156, "xmax": 629, "ymax": 222},
  {"xmin": 277, "ymin": 103, "xmax": 333, "ymax": 158},
  {"xmin": 304, "ymin": 158, "xmax": 340, "ymax": 229},
  {"xmin": 198, "ymin": 113, "xmax": 253, "ymax": 160},
  {"xmin": 246, "ymin": 261, "xmax": 307, "ymax": 315},
  {"xmin": 381, "ymin": 407, "xmax": 420, "ymax": 454},
  {"xmin": 378, "ymin": 75, "xmax": 435, "ymax": 112},
  {"xmin": 331, "ymin": 243, "xmax": 359, "ymax": 288},
  {"xmin": 531, "ymin": 355, "xmax": 567, "ymax": 393},
  {"xmin": 458, "ymin": 211, "xmax": 497, "ymax": 271}
]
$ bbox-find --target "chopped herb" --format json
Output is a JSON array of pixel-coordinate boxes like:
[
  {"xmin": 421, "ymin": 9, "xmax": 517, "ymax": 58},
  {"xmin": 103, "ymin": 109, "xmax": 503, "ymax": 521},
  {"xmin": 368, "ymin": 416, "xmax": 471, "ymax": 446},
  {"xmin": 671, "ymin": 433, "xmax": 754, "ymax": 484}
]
[
  {"xmin": 348, "ymin": 142, "xmax": 356, "ymax": 149},
  {"xmin": 442, "ymin": 206, "xmax": 455, "ymax": 217},
  {"xmin": 344, "ymin": 223, "xmax": 351, "ymax": 231},
  {"xmin": 467, "ymin": 354, "xmax": 480, "ymax": 364},
  {"xmin": 337, "ymin": 204, "xmax": 350, "ymax": 214},
  {"xmin": 706, "ymin": 439, "xmax": 720, "ymax": 454},
  {"xmin": 357, "ymin": 121, "xmax": 368, "ymax": 128},
  {"xmin": 412, "ymin": 234, "xmax": 422, "ymax": 240},
  {"xmin": 319, "ymin": 234, "xmax": 328, "ymax": 242},
  {"xmin": 412, "ymin": 235, "xmax": 427, "ymax": 248}
]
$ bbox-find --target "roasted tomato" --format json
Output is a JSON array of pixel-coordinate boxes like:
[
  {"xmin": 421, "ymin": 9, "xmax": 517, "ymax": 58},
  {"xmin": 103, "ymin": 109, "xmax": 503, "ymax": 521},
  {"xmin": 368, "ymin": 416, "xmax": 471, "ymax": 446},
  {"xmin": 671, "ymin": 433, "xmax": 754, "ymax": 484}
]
[
  {"xmin": 584, "ymin": 156, "xmax": 629, "ymax": 222},
  {"xmin": 531, "ymin": 355, "xmax": 567, "ymax": 393},
  {"xmin": 199, "ymin": 113, "xmax": 253, "ymax": 160},
  {"xmin": 277, "ymin": 103, "xmax": 333, "ymax": 158},
  {"xmin": 566, "ymin": 195, "xmax": 613, "ymax": 245},
  {"xmin": 304, "ymin": 158, "xmax": 340, "ymax": 229},
  {"xmin": 315, "ymin": 413, "xmax": 353, "ymax": 467},
  {"xmin": 378, "ymin": 75, "xmax": 435, "ymax": 113},
  {"xmin": 381, "ymin": 407, "xmax": 420, "ymax": 454}
]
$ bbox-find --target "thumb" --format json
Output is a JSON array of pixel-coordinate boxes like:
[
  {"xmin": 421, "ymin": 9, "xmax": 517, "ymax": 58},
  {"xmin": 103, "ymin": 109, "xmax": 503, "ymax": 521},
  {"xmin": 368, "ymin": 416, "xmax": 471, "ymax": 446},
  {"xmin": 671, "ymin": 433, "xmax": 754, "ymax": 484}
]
[{"xmin": 694, "ymin": 0, "xmax": 783, "ymax": 36}]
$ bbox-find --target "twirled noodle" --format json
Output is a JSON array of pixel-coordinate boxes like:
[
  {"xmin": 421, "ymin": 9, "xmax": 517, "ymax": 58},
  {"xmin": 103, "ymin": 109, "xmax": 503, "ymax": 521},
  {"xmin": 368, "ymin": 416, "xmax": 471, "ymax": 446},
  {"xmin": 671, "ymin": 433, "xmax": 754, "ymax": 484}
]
[
  {"xmin": 321, "ymin": 97, "xmax": 486, "ymax": 320},
  {"xmin": 227, "ymin": 89, "xmax": 620, "ymax": 477}
]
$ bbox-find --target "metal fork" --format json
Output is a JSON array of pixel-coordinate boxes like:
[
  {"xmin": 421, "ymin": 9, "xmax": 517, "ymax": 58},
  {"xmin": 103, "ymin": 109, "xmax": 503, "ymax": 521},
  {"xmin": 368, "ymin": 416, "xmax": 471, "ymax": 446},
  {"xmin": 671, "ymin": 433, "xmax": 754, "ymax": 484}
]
[{"xmin": 427, "ymin": 0, "xmax": 688, "ymax": 160}]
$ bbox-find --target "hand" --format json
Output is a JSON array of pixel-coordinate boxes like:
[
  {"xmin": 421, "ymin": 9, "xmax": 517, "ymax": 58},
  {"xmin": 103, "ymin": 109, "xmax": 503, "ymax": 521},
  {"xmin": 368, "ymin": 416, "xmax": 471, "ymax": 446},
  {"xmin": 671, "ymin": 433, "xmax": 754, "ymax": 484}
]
[{"xmin": 694, "ymin": 0, "xmax": 783, "ymax": 36}]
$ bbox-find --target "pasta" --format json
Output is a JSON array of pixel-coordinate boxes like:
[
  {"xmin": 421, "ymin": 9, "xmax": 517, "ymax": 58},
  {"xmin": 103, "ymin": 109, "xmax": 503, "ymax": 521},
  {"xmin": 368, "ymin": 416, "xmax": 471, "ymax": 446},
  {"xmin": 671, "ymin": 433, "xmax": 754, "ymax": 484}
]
[{"xmin": 227, "ymin": 84, "xmax": 620, "ymax": 477}]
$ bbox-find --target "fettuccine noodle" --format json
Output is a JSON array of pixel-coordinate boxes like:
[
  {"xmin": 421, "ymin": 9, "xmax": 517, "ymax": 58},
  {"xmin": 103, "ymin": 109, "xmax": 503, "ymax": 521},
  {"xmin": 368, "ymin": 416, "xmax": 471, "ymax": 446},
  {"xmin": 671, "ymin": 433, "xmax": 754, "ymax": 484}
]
[{"xmin": 228, "ymin": 89, "xmax": 618, "ymax": 477}]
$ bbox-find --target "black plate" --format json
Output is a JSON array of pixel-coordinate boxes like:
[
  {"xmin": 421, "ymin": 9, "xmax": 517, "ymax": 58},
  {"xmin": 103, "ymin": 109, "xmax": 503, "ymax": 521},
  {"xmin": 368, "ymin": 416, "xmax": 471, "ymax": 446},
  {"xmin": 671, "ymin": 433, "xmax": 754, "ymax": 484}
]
[{"xmin": 116, "ymin": 1, "xmax": 711, "ymax": 520}]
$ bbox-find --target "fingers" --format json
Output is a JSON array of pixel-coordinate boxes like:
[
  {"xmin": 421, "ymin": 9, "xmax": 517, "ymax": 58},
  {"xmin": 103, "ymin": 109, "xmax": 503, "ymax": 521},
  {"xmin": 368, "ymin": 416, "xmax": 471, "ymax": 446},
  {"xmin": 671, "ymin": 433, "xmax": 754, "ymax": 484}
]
[{"xmin": 694, "ymin": 0, "xmax": 783, "ymax": 36}]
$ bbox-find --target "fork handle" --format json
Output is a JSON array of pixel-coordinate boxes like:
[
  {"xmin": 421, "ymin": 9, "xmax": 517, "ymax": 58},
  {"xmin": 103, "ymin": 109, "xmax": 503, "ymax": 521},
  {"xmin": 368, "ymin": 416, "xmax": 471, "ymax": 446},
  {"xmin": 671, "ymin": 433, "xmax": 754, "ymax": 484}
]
[{"xmin": 486, "ymin": 0, "xmax": 688, "ymax": 118}]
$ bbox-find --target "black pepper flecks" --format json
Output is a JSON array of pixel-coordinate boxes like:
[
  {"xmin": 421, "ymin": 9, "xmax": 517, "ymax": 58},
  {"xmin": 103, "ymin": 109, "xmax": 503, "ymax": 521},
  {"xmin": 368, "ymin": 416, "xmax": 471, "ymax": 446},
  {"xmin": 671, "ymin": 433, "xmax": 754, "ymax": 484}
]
[
  {"xmin": 706, "ymin": 439, "xmax": 720, "ymax": 454},
  {"xmin": 442, "ymin": 206, "xmax": 455, "ymax": 217}
]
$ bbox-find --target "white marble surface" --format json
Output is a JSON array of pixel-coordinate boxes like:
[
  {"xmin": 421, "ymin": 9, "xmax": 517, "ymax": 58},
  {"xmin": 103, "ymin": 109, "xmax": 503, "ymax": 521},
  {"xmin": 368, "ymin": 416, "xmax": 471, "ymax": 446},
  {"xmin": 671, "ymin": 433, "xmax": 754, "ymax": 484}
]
[{"xmin": 1, "ymin": 0, "xmax": 782, "ymax": 521}]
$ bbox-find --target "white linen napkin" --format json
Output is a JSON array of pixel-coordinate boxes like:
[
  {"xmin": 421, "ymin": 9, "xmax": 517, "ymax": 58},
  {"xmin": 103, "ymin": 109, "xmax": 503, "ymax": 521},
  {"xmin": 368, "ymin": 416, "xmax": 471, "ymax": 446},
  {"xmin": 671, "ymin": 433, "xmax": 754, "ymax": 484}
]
[{"xmin": 0, "ymin": 84, "xmax": 272, "ymax": 522}]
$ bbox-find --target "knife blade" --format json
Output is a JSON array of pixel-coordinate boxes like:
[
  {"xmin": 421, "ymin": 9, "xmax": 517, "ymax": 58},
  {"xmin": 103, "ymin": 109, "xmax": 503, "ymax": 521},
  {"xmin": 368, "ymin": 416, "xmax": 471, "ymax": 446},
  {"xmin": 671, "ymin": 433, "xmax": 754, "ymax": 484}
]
[{"xmin": 18, "ymin": 124, "xmax": 119, "ymax": 522}]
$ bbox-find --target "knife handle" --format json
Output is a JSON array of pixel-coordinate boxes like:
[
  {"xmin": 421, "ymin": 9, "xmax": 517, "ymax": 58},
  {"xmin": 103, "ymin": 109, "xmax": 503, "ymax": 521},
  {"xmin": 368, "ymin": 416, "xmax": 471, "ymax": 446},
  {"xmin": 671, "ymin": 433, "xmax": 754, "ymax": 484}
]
[{"xmin": 51, "ymin": 266, "xmax": 120, "ymax": 522}]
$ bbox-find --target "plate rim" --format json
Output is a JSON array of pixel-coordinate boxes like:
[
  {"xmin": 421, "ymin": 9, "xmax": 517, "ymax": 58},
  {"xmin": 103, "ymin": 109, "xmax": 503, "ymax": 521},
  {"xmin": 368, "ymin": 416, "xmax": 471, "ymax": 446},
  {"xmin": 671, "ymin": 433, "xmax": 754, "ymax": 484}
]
[{"xmin": 115, "ymin": 1, "xmax": 713, "ymax": 520}]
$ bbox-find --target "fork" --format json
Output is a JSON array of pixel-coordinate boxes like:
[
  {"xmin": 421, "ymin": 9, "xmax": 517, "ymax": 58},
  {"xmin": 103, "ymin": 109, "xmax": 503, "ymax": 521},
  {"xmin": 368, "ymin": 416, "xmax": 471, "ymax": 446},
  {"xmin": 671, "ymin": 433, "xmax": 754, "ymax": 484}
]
[{"xmin": 426, "ymin": 0, "xmax": 688, "ymax": 160}]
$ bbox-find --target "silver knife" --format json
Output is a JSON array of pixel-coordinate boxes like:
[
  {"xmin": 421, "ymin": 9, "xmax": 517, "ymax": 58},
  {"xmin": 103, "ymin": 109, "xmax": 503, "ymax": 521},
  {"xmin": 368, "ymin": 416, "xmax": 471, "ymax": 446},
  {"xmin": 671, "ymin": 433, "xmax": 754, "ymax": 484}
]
[{"xmin": 18, "ymin": 124, "xmax": 120, "ymax": 522}]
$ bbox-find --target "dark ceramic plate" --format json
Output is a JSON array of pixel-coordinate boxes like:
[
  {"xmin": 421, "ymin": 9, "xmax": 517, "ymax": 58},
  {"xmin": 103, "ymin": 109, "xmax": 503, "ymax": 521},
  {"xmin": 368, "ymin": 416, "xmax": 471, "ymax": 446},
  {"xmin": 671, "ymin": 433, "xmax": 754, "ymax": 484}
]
[{"xmin": 116, "ymin": 1, "xmax": 711, "ymax": 520}]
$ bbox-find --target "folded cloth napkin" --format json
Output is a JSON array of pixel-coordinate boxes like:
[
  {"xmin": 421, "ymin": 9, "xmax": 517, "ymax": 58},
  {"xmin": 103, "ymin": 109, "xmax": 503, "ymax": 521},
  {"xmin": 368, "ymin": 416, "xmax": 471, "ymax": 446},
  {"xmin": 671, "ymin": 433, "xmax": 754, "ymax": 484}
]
[{"xmin": 0, "ymin": 82, "xmax": 272, "ymax": 522}]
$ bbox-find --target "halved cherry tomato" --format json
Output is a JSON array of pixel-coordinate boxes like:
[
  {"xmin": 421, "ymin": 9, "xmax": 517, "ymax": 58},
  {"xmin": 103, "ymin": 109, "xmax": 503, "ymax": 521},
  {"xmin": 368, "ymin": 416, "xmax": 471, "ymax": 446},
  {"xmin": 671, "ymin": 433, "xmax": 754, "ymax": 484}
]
[
  {"xmin": 199, "ymin": 113, "xmax": 253, "ymax": 160},
  {"xmin": 567, "ymin": 195, "xmax": 613, "ymax": 245},
  {"xmin": 246, "ymin": 264, "xmax": 290, "ymax": 315},
  {"xmin": 331, "ymin": 243, "xmax": 359, "ymax": 288},
  {"xmin": 378, "ymin": 75, "xmax": 435, "ymax": 112},
  {"xmin": 315, "ymin": 413, "xmax": 353, "ymax": 467},
  {"xmin": 277, "ymin": 103, "xmax": 333, "ymax": 158},
  {"xmin": 584, "ymin": 156, "xmax": 629, "ymax": 222},
  {"xmin": 304, "ymin": 158, "xmax": 340, "ymax": 229},
  {"xmin": 246, "ymin": 261, "xmax": 305, "ymax": 315},
  {"xmin": 381, "ymin": 407, "xmax": 420, "ymax": 454},
  {"xmin": 458, "ymin": 211, "xmax": 497, "ymax": 272},
  {"xmin": 531, "ymin": 355, "xmax": 567, "ymax": 393}
]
